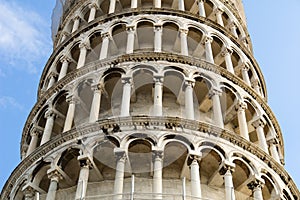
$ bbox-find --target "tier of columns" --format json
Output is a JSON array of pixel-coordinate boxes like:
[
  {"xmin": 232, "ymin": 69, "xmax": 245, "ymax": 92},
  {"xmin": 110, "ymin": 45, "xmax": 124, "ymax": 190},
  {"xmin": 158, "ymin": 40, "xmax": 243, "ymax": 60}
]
[
  {"xmin": 50, "ymin": 27, "xmax": 261, "ymax": 97},
  {"xmin": 62, "ymin": 0, "xmax": 245, "ymax": 45},
  {"xmin": 29, "ymin": 82, "xmax": 280, "ymax": 163},
  {"xmin": 21, "ymin": 151, "xmax": 267, "ymax": 200}
]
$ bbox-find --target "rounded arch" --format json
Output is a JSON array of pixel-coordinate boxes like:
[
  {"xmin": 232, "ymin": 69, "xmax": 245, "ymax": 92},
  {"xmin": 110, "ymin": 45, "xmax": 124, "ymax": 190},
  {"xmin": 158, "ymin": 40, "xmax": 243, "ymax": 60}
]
[{"xmin": 135, "ymin": 20, "xmax": 155, "ymax": 51}]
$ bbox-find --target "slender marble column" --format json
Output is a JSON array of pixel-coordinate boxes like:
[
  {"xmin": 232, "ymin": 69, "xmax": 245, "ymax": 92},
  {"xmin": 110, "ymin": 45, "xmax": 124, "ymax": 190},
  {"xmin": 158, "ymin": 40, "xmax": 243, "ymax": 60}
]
[
  {"xmin": 178, "ymin": 0, "xmax": 185, "ymax": 11},
  {"xmin": 229, "ymin": 22, "xmax": 238, "ymax": 38},
  {"xmin": 204, "ymin": 36, "xmax": 214, "ymax": 63},
  {"xmin": 189, "ymin": 155, "xmax": 202, "ymax": 199},
  {"xmin": 198, "ymin": 0, "xmax": 206, "ymax": 17},
  {"xmin": 120, "ymin": 77, "xmax": 132, "ymax": 116},
  {"xmin": 63, "ymin": 95, "xmax": 79, "ymax": 132},
  {"xmin": 153, "ymin": 76, "xmax": 163, "ymax": 116},
  {"xmin": 75, "ymin": 159, "xmax": 93, "ymax": 200},
  {"xmin": 126, "ymin": 26, "xmax": 135, "ymax": 54},
  {"xmin": 60, "ymin": 31, "xmax": 68, "ymax": 43},
  {"xmin": 236, "ymin": 102, "xmax": 249, "ymax": 141},
  {"xmin": 154, "ymin": 25, "xmax": 162, "ymax": 52},
  {"xmin": 215, "ymin": 8, "xmax": 224, "ymax": 26},
  {"xmin": 209, "ymin": 88, "xmax": 224, "ymax": 128},
  {"xmin": 72, "ymin": 16, "xmax": 81, "ymax": 33},
  {"xmin": 222, "ymin": 48, "xmax": 234, "ymax": 74},
  {"xmin": 180, "ymin": 29, "xmax": 189, "ymax": 56},
  {"xmin": 219, "ymin": 162, "xmax": 236, "ymax": 200},
  {"xmin": 88, "ymin": 3, "xmax": 98, "ymax": 22},
  {"xmin": 40, "ymin": 109, "xmax": 56, "ymax": 145},
  {"xmin": 47, "ymin": 72, "xmax": 58, "ymax": 90},
  {"xmin": 185, "ymin": 79, "xmax": 195, "ymax": 120},
  {"xmin": 247, "ymin": 179, "xmax": 264, "ymax": 200},
  {"xmin": 77, "ymin": 41, "xmax": 90, "ymax": 69},
  {"xmin": 99, "ymin": 32, "xmax": 110, "ymax": 60},
  {"xmin": 241, "ymin": 63, "xmax": 251, "ymax": 86},
  {"xmin": 154, "ymin": 0, "xmax": 161, "ymax": 8},
  {"xmin": 252, "ymin": 118, "xmax": 268, "ymax": 153},
  {"xmin": 152, "ymin": 151, "xmax": 163, "ymax": 199},
  {"xmin": 58, "ymin": 56, "xmax": 70, "ymax": 81},
  {"xmin": 89, "ymin": 83, "xmax": 103, "ymax": 122},
  {"xmin": 131, "ymin": 0, "xmax": 138, "ymax": 8},
  {"xmin": 251, "ymin": 79, "xmax": 262, "ymax": 95},
  {"xmin": 113, "ymin": 151, "xmax": 127, "ymax": 200},
  {"xmin": 46, "ymin": 170, "xmax": 63, "ymax": 200},
  {"xmin": 26, "ymin": 126, "xmax": 42, "ymax": 156},
  {"xmin": 109, "ymin": 0, "xmax": 116, "ymax": 14},
  {"xmin": 267, "ymin": 138, "xmax": 281, "ymax": 163}
]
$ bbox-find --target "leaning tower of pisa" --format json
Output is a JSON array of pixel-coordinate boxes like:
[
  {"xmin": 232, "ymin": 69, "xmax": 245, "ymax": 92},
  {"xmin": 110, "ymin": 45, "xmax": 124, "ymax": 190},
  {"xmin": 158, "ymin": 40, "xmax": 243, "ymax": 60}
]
[{"xmin": 1, "ymin": 0, "xmax": 299, "ymax": 199}]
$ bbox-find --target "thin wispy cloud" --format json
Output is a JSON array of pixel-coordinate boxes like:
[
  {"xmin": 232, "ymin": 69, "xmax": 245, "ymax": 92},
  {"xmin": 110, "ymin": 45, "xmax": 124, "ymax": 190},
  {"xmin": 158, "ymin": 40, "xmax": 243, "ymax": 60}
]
[
  {"xmin": 0, "ymin": 96, "xmax": 23, "ymax": 110},
  {"xmin": 0, "ymin": 0, "xmax": 52, "ymax": 74}
]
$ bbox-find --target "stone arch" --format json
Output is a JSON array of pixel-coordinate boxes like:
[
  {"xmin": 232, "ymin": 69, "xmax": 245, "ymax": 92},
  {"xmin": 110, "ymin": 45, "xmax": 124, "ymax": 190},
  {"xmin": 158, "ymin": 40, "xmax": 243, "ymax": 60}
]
[
  {"xmin": 162, "ymin": 22, "xmax": 180, "ymax": 54},
  {"xmin": 109, "ymin": 23, "xmax": 128, "ymax": 57},
  {"xmin": 31, "ymin": 161, "xmax": 52, "ymax": 194},
  {"xmin": 51, "ymin": 90, "xmax": 69, "ymax": 137},
  {"xmin": 99, "ymin": 68, "xmax": 125, "ymax": 118},
  {"xmin": 231, "ymin": 155, "xmax": 256, "ymax": 198},
  {"xmin": 187, "ymin": 26, "xmax": 204, "ymax": 59},
  {"xmin": 130, "ymin": 67, "xmax": 155, "ymax": 116},
  {"xmin": 193, "ymin": 74, "xmax": 214, "ymax": 122},
  {"xmin": 75, "ymin": 79, "xmax": 94, "ymax": 126},
  {"xmin": 135, "ymin": 20, "xmax": 155, "ymax": 51},
  {"xmin": 162, "ymin": 140, "xmax": 189, "ymax": 180},
  {"xmin": 85, "ymin": 30, "xmax": 103, "ymax": 63},
  {"xmin": 261, "ymin": 173, "xmax": 280, "ymax": 199},
  {"xmin": 162, "ymin": 67, "xmax": 186, "ymax": 117}
]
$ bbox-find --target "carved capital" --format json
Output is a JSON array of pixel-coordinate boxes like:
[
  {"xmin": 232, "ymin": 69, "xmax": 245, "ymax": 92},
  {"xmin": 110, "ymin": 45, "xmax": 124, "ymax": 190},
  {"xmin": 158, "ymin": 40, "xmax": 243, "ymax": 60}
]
[
  {"xmin": 91, "ymin": 83, "xmax": 104, "ymax": 92},
  {"xmin": 66, "ymin": 94, "xmax": 80, "ymax": 104},
  {"xmin": 179, "ymin": 28, "xmax": 189, "ymax": 35},
  {"xmin": 153, "ymin": 76, "xmax": 164, "ymax": 84},
  {"xmin": 203, "ymin": 36, "xmax": 213, "ymax": 44},
  {"xmin": 22, "ymin": 185, "xmax": 35, "ymax": 198},
  {"xmin": 154, "ymin": 25, "xmax": 162, "ymax": 32},
  {"xmin": 126, "ymin": 25, "xmax": 135, "ymax": 32},
  {"xmin": 252, "ymin": 118, "xmax": 266, "ymax": 129},
  {"xmin": 236, "ymin": 101, "xmax": 247, "ymax": 111},
  {"xmin": 247, "ymin": 178, "xmax": 265, "ymax": 191},
  {"xmin": 219, "ymin": 161, "xmax": 235, "ymax": 175},
  {"xmin": 152, "ymin": 150, "xmax": 164, "ymax": 161},
  {"xmin": 121, "ymin": 77, "xmax": 132, "ymax": 85},
  {"xmin": 221, "ymin": 47, "xmax": 233, "ymax": 57},
  {"xmin": 184, "ymin": 78, "xmax": 195, "ymax": 88},
  {"xmin": 45, "ymin": 108, "xmax": 56, "ymax": 119},
  {"xmin": 209, "ymin": 87, "xmax": 222, "ymax": 98},
  {"xmin": 30, "ymin": 125, "xmax": 43, "ymax": 137},
  {"xmin": 187, "ymin": 154, "xmax": 202, "ymax": 166},
  {"xmin": 60, "ymin": 55, "xmax": 72, "ymax": 63},
  {"xmin": 47, "ymin": 169, "xmax": 63, "ymax": 182},
  {"xmin": 79, "ymin": 40, "xmax": 91, "ymax": 50},
  {"xmin": 79, "ymin": 157, "xmax": 93, "ymax": 169},
  {"xmin": 101, "ymin": 32, "xmax": 110, "ymax": 39},
  {"xmin": 115, "ymin": 150, "xmax": 127, "ymax": 162}
]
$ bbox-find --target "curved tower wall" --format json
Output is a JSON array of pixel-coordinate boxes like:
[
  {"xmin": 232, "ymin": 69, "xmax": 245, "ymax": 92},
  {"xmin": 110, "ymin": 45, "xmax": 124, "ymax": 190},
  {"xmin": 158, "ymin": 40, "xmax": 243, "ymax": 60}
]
[{"xmin": 1, "ymin": 0, "xmax": 299, "ymax": 200}]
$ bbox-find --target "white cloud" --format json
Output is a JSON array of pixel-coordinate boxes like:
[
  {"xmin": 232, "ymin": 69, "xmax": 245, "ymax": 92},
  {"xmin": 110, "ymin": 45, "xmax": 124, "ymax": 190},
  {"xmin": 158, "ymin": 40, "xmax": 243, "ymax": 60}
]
[
  {"xmin": 0, "ymin": 1, "xmax": 52, "ymax": 74},
  {"xmin": 0, "ymin": 96, "xmax": 23, "ymax": 110}
]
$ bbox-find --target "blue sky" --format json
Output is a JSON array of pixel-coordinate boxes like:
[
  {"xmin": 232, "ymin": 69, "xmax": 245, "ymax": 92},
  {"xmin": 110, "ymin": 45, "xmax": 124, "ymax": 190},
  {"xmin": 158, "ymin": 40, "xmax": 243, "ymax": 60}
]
[{"xmin": 0, "ymin": 0, "xmax": 299, "ymax": 191}]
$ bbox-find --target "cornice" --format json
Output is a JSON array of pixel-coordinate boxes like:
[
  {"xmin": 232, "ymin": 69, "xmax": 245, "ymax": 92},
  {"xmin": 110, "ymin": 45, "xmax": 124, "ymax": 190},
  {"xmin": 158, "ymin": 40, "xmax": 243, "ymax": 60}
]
[
  {"xmin": 3, "ymin": 116, "xmax": 299, "ymax": 200},
  {"xmin": 24, "ymin": 53, "xmax": 280, "ymax": 159}
]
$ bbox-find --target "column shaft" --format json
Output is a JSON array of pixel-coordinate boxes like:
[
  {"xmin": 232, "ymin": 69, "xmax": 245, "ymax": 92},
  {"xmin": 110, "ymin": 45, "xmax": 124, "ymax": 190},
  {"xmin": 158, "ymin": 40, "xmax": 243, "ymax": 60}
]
[
  {"xmin": 72, "ymin": 18, "xmax": 80, "ymax": 33},
  {"xmin": 75, "ymin": 162, "xmax": 91, "ymax": 200},
  {"xmin": 178, "ymin": 0, "xmax": 185, "ymax": 10},
  {"xmin": 58, "ymin": 59, "xmax": 69, "ymax": 80},
  {"xmin": 89, "ymin": 84, "xmax": 102, "ymax": 122},
  {"xmin": 154, "ymin": 26, "xmax": 162, "ymax": 52},
  {"xmin": 153, "ymin": 151, "xmax": 163, "ymax": 199},
  {"xmin": 154, "ymin": 0, "xmax": 161, "ymax": 8},
  {"xmin": 180, "ymin": 29, "xmax": 189, "ymax": 56},
  {"xmin": 100, "ymin": 33, "xmax": 110, "ymax": 59},
  {"xmin": 237, "ymin": 103, "xmax": 249, "ymax": 141},
  {"xmin": 46, "ymin": 171, "xmax": 62, "ymax": 200},
  {"xmin": 185, "ymin": 81, "xmax": 195, "ymax": 120},
  {"xmin": 109, "ymin": 0, "xmax": 116, "ymax": 14},
  {"xmin": 223, "ymin": 50, "xmax": 234, "ymax": 74},
  {"xmin": 131, "ymin": 0, "xmax": 138, "ymax": 8},
  {"xmin": 224, "ymin": 170, "xmax": 235, "ymax": 200},
  {"xmin": 204, "ymin": 37, "xmax": 214, "ymax": 63},
  {"xmin": 215, "ymin": 9, "xmax": 224, "ymax": 26},
  {"xmin": 40, "ymin": 110, "xmax": 55, "ymax": 145},
  {"xmin": 190, "ymin": 159, "xmax": 202, "ymax": 199},
  {"xmin": 198, "ymin": 0, "xmax": 206, "ymax": 17},
  {"xmin": 268, "ymin": 139, "xmax": 281, "ymax": 163},
  {"xmin": 88, "ymin": 5, "xmax": 97, "ymax": 22},
  {"xmin": 210, "ymin": 89, "xmax": 224, "ymax": 128},
  {"xmin": 241, "ymin": 65, "xmax": 251, "ymax": 86},
  {"xmin": 120, "ymin": 78, "xmax": 132, "ymax": 116},
  {"xmin": 63, "ymin": 97, "xmax": 77, "ymax": 132},
  {"xmin": 153, "ymin": 77, "xmax": 163, "ymax": 116},
  {"xmin": 77, "ymin": 44, "xmax": 88, "ymax": 69},
  {"xmin": 113, "ymin": 153, "xmax": 126, "ymax": 200},
  {"xmin": 253, "ymin": 120, "xmax": 268, "ymax": 153},
  {"xmin": 47, "ymin": 75, "xmax": 56, "ymax": 90},
  {"xmin": 126, "ymin": 27, "xmax": 135, "ymax": 54},
  {"xmin": 26, "ymin": 131, "xmax": 39, "ymax": 156}
]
